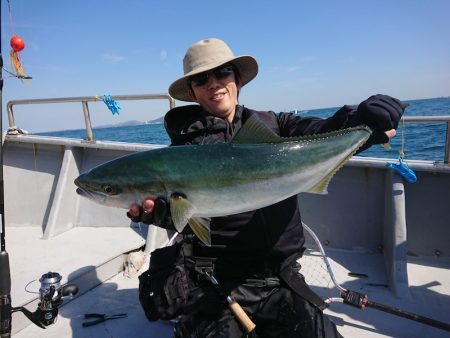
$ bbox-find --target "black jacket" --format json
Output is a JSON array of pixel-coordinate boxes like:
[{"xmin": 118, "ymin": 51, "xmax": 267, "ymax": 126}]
[{"xmin": 164, "ymin": 104, "xmax": 363, "ymax": 278}]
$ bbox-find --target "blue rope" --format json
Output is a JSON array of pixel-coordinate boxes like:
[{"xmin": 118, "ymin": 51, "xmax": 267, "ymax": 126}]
[{"xmin": 101, "ymin": 94, "xmax": 122, "ymax": 115}]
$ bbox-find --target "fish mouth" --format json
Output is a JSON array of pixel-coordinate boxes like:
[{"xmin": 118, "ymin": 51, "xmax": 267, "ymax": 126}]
[
  {"xmin": 76, "ymin": 187, "xmax": 90, "ymax": 197},
  {"xmin": 76, "ymin": 187, "xmax": 107, "ymax": 203}
]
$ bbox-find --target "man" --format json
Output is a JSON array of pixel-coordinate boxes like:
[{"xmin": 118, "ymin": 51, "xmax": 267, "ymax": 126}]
[{"xmin": 129, "ymin": 38, "xmax": 404, "ymax": 337}]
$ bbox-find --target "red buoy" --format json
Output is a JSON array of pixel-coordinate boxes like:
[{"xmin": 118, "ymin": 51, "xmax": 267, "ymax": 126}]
[{"xmin": 10, "ymin": 35, "xmax": 25, "ymax": 52}]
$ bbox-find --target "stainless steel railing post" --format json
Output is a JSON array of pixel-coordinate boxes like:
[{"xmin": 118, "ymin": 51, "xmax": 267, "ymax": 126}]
[
  {"xmin": 81, "ymin": 101, "xmax": 94, "ymax": 141},
  {"xmin": 6, "ymin": 102, "xmax": 16, "ymax": 129}
]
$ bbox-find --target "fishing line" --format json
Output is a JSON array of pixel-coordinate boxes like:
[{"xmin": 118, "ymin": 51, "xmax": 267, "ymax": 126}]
[
  {"xmin": 0, "ymin": 66, "xmax": 31, "ymax": 80},
  {"xmin": 386, "ymin": 106, "xmax": 417, "ymax": 183},
  {"xmin": 24, "ymin": 280, "xmax": 40, "ymax": 295},
  {"xmin": 6, "ymin": 0, "xmax": 14, "ymax": 35},
  {"xmin": 2, "ymin": 66, "xmax": 29, "ymax": 78},
  {"xmin": 400, "ymin": 116, "xmax": 405, "ymax": 159}
]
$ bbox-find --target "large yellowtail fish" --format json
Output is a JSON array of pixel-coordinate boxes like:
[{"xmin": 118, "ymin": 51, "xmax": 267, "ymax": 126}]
[{"xmin": 75, "ymin": 115, "xmax": 371, "ymax": 246}]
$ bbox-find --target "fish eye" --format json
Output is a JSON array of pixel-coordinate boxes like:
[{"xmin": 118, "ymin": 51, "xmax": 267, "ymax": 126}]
[{"xmin": 102, "ymin": 184, "xmax": 117, "ymax": 195}]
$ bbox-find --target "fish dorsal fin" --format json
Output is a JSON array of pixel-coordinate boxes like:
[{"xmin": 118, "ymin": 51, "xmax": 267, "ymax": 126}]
[
  {"xmin": 233, "ymin": 114, "xmax": 372, "ymax": 145},
  {"xmin": 232, "ymin": 114, "xmax": 282, "ymax": 144}
]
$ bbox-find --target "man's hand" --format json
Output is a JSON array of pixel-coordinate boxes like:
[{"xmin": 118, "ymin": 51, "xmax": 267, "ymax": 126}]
[
  {"xmin": 127, "ymin": 197, "xmax": 171, "ymax": 229},
  {"xmin": 356, "ymin": 94, "xmax": 405, "ymax": 144},
  {"xmin": 384, "ymin": 129, "xmax": 396, "ymax": 140}
]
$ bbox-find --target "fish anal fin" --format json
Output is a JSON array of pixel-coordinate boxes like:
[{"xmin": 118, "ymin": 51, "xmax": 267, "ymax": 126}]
[
  {"xmin": 188, "ymin": 217, "xmax": 211, "ymax": 246},
  {"xmin": 170, "ymin": 194, "xmax": 196, "ymax": 233}
]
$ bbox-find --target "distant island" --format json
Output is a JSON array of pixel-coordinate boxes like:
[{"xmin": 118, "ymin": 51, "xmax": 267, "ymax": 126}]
[{"xmin": 96, "ymin": 116, "xmax": 164, "ymax": 128}]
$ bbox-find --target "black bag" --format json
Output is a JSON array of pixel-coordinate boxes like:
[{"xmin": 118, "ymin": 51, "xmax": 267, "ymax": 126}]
[{"xmin": 138, "ymin": 242, "xmax": 190, "ymax": 321}]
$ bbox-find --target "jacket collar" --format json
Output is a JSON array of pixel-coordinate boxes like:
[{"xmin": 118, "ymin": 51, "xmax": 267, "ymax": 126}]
[{"xmin": 164, "ymin": 104, "xmax": 245, "ymax": 143}]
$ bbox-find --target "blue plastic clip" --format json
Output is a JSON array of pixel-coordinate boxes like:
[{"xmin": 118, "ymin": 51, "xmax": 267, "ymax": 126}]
[
  {"xmin": 101, "ymin": 94, "xmax": 122, "ymax": 115},
  {"xmin": 386, "ymin": 155, "xmax": 417, "ymax": 183}
]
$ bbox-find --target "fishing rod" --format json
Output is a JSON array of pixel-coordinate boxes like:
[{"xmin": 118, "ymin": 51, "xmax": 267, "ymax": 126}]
[
  {"xmin": 0, "ymin": 2, "xmax": 77, "ymax": 336},
  {"xmin": 0, "ymin": 1, "xmax": 13, "ymax": 335}
]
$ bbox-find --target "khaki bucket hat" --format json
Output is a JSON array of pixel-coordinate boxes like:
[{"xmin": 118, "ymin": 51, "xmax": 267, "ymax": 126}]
[{"xmin": 168, "ymin": 38, "xmax": 258, "ymax": 102}]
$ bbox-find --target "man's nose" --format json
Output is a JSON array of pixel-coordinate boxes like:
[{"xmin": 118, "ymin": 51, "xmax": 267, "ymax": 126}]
[{"xmin": 206, "ymin": 75, "xmax": 221, "ymax": 90}]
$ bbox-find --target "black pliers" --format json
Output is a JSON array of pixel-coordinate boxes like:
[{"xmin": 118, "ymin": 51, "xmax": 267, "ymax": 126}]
[{"xmin": 82, "ymin": 313, "xmax": 128, "ymax": 327}]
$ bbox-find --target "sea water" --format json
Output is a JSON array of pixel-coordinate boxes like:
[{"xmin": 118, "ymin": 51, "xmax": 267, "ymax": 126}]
[{"xmin": 36, "ymin": 97, "xmax": 450, "ymax": 162}]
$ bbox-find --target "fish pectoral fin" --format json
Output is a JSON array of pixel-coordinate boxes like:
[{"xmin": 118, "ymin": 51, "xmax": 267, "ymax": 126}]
[
  {"xmin": 170, "ymin": 194, "xmax": 196, "ymax": 233},
  {"xmin": 188, "ymin": 217, "xmax": 211, "ymax": 246},
  {"xmin": 170, "ymin": 194, "xmax": 211, "ymax": 245}
]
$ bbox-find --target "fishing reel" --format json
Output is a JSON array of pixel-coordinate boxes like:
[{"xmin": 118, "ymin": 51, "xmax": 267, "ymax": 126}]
[{"xmin": 11, "ymin": 272, "xmax": 78, "ymax": 329}]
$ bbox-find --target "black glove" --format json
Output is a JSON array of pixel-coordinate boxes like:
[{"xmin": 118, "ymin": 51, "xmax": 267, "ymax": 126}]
[
  {"xmin": 127, "ymin": 196, "xmax": 173, "ymax": 230},
  {"xmin": 355, "ymin": 94, "xmax": 405, "ymax": 144}
]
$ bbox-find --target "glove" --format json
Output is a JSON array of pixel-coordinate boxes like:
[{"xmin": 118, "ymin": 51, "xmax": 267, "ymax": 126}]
[
  {"xmin": 127, "ymin": 196, "xmax": 173, "ymax": 230},
  {"xmin": 355, "ymin": 94, "xmax": 405, "ymax": 144}
]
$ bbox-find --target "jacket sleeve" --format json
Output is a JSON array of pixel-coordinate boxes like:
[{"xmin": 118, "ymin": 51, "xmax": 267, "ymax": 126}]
[{"xmin": 277, "ymin": 105, "xmax": 357, "ymax": 136}]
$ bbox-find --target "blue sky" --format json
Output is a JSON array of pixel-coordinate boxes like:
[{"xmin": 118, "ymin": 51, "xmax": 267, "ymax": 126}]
[{"xmin": 1, "ymin": 0, "xmax": 449, "ymax": 132}]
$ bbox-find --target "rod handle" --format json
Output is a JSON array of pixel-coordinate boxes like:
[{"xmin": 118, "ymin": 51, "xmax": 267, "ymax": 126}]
[
  {"xmin": 228, "ymin": 299, "xmax": 256, "ymax": 333},
  {"xmin": 0, "ymin": 252, "xmax": 11, "ymax": 295}
]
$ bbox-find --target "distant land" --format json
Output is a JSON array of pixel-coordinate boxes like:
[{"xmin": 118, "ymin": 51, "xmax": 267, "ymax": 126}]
[{"xmin": 97, "ymin": 116, "xmax": 164, "ymax": 128}]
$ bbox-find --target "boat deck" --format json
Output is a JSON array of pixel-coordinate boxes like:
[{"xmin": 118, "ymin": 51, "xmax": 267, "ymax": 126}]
[{"xmin": 9, "ymin": 226, "xmax": 450, "ymax": 338}]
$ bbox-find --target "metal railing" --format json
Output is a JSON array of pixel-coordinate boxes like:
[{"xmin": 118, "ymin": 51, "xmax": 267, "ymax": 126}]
[
  {"xmin": 5, "ymin": 96, "xmax": 450, "ymax": 163},
  {"xmin": 6, "ymin": 93, "xmax": 176, "ymax": 141}
]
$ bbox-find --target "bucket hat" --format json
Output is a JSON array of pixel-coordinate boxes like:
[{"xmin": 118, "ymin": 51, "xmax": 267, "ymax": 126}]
[{"xmin": 168, "ymin": 38, "xmax": 258, "ymax": 102}]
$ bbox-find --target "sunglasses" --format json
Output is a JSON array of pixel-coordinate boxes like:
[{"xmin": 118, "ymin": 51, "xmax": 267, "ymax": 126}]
[{"xmin": 189, "ymin": 65, "xmax": 235, "ymax": 87}]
